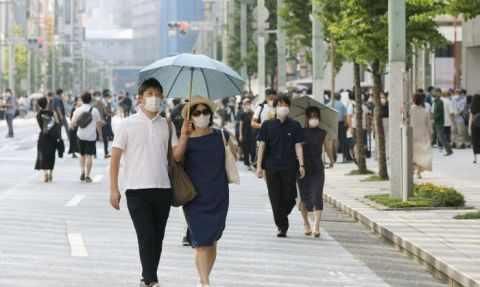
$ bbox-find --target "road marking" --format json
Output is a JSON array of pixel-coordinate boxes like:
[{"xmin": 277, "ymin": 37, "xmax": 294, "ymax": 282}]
[
  {"xmin": 67, "ymin": 233, "xmax": 88, "ymax": 257},
  {"xmin": 92, "ymin": 175, "xmax": 104, "ymax": 183},
  {"xmin": 65, "ymin": 194, "xmax": 86, "ymax": 207}
]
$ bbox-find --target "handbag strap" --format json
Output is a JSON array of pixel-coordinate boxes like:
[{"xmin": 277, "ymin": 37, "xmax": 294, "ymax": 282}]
[
  {"xmin": 167, "ymin": 119, "xmax": 173, "ymax": 168},
  {"xmin": 221, "ymin": 129, "xmax": 227, "ymax": 146}
]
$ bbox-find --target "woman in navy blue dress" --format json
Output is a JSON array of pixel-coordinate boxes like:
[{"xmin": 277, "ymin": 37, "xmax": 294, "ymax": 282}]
[{"xmin": 173, "ymin": 96, "xmax": 231, "ymax": 287}]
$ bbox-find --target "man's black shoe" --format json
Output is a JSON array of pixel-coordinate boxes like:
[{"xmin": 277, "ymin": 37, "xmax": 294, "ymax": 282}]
[{"xmin": 277, "ymin": 230, "xmax": 287, "ymax": 238}]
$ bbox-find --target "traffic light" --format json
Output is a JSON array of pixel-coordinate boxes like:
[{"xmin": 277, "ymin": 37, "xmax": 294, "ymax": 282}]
[{"xmin": 168, "ymin": 22, "xmax": 191, "ymax": 35}]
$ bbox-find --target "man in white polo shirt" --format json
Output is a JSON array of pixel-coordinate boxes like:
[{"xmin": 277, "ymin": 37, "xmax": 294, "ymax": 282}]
[{"xmin": 109, "ymin": 78, "xmax": 178, "ymax": 287}]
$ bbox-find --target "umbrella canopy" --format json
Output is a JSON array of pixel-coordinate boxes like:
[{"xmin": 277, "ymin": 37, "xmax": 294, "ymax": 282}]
[
  {"xmin": 139, "ymin": 53, "xmax": 245, "ymax": 101},
  {"xmin": 290, "ymin": 96, "xmax": 338, "ymax": 138}
]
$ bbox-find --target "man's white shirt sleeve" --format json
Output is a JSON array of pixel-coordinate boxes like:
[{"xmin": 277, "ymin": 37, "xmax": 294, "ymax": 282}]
[{"xmin": 112, "ymin": 121, "xmax": 128, "ymax": 150}]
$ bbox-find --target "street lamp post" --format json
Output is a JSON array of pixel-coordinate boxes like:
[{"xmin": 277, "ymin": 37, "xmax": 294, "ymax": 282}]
[{"xmin": 388, "ymin": 0, "xmax": 412, "ymax": 200}]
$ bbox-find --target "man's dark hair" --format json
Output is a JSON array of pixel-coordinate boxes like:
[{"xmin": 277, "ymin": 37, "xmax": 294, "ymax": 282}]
[
  {"xmin": 103, "ymin": 89, "xmax": 111, "ymax": 98},
  {"xmin": 266, "ymin": 89, "xmax": 277, "ymax": 96},
  {"xmin": 56, "ymin": 89, "xmax": 63, "ymax": 96},
  {"xmin": 172, "ymin": 98, "xmax": 181, "ymax": 106},
  {"xmin": 38, "ymin": 97, "xmax": 48, "ymax": 109},
  {"xmin": 334, "ymin": 93, "xmax": 341, "ymax": 101},
  {"xmin": 93, "ymin": 91, "xmax": 101, "ymax": 98},
  {"xmin": 47, "ymin": 92, "xmax": 54, "ymax": 98},
  {"xmin": 81, "ymin": 92, "xmax": 92, "ymax": 104},
  {"xmin": 427, "ymin": 86, "xmax": 434, "ymax": 93},
  {"xmin": 139, "ymin": 78, "xmax": 163, "ymax": 95},
  {"xmin": 5, "ymin": 88, "xmax": 12, "ymax": 94},
  {"xmin": 277, "ymin": 95, "xmax": 291, "ymax": 107}
]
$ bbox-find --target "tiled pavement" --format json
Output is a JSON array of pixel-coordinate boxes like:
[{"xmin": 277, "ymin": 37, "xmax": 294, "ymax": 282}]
[
  {"xmin": 324, "ymin": 161, "xmax": 480, "ymax": 287},
  {"xmin": 0, "ymin": 123, "xmax": 450, "ymax": 287}
]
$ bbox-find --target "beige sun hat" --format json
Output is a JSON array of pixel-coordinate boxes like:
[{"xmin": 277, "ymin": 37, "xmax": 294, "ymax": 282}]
[{"xmin": 181, "ymin": 96, "xmax": 218, "ymax": 119}]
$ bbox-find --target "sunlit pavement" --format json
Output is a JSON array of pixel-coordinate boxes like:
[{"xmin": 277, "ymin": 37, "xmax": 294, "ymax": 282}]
[{"xmin": 0, "ymin": 122, "xmax": 448, "ymax": 287}]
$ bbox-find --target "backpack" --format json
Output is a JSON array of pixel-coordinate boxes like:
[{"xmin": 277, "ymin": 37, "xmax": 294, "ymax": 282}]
[
  {"xmin": 473, "ymin": 113, "xmax": 480, "ymax": 128},
  {"xmin": 77, "ymin": 107, "xmax": 94, "ymax": 128},
  {"xmin": 41, "ymin": 112, "xmax": 59, "ymax": 138}
]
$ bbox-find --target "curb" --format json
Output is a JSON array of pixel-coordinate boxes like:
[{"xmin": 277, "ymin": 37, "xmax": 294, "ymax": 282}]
[{"xmin": 324, "ymin": 192, "xmax": 480, "ymax": 287}]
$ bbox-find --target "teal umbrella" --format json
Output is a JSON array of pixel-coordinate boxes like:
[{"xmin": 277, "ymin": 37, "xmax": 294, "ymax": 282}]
[{"xmin": 139, "ymin": 53, "xmax": 245, "ymax": 102}]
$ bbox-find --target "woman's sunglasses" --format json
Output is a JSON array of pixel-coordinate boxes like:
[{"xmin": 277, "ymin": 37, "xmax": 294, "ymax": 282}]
[{"xmin": 191, "ymin": 109, "xmax": 211, "ymax": 117}]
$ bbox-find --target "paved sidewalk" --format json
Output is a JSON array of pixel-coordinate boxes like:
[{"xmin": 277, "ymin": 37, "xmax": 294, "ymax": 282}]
[{"xmin": 324, "ymin": 163, "xmax": 480, "ymax": 287}]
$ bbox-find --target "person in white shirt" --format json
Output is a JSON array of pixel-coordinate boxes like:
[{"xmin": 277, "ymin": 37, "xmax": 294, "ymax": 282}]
[
  {"xmin": 442, "ymin": 92, "xmax": 456, "ymax": 150},
  {"xmin": 251, "ymin": 90, "xmax": 277, "ymax": 129},
  {"xmin": 109, "ymin": 78, "xmax": 178, "ymax": 287},
  {"xmin": 71, "ymin": 92, "xmax": 103, "ymax": 183}
]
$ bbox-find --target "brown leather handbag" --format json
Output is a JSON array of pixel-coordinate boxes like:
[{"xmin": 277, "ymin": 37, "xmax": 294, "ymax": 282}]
[{"xmin": 167, "ymin": 121, "xmax": 197, "ymax": 207}]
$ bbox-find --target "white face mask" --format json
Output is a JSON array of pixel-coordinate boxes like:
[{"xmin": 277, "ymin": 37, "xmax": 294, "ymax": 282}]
[
  {"xmin": 193, "ymin": 114, "xmax": 210, "ymax": 129},
  {"xmin": 144, "ymin": 97, "xmax": 163, "ymax": 112},
  {"xmin": 309, "ymin": 118, "xmax": 320, "ymax": 128},
  {"xmin": 277, "ymin": 107, "xmax": 290, "ymax": 119}
]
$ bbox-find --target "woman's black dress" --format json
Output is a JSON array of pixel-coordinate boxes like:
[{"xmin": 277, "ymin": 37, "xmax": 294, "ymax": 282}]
[
  {"xmin": 298, "ymin": 128, "xmax": 327, "ymax": 211},
  {"xmin": 35, "ymin": 110, "xmax": 57, "ymax": 170}
]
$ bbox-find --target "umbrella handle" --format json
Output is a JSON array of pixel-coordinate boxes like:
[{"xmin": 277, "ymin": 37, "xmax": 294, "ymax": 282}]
[{"xmin": 186, "ymin": 67, "xmax": 194, "ymax": 120}]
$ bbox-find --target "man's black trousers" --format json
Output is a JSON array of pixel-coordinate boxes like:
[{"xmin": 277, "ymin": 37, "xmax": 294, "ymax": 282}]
[
  {"xmin": 265, "ymin": 168, "xmax": 298, "ymax": 233},
  {"xmin": 126, "ymin": 189, "xmax": 172, "ymax": 285}
]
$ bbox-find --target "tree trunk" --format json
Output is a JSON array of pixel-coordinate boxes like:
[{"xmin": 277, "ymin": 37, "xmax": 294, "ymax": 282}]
[
  {"xmin": 354, "ymin": 62, "xmax": 367, "ymax": 173},
  {"xmin": 372, "ymin": 59, "xmax": 389, "ymax": 179},
  {"xmin": 330, "ymin": 40, "xmax": 336, "ymax": 108}
]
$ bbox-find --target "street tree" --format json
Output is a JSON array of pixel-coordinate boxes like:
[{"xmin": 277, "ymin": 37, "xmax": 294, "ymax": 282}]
[
  {"xmin": 328, "ymin": 0, "xmax": 445, "ymax": 179},
  {"xmin": 447, "ymin": 0, "xmax": 480, "ymax": 19}
]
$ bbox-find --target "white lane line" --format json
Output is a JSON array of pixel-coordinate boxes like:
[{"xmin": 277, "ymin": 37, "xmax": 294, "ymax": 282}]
[
  {"xmin": 67, "ymin": 233, "xmax": 88, "ymax": 257},
  {"xmin": 65, "ymin": 194, "xmax": 86, "ymax": 207},
  {"xmin": 92, "ymin": 175, "xmax": 104, "ymax": 183}
]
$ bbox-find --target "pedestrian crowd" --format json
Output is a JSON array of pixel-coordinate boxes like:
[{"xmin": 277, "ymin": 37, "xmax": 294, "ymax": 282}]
[{"xmin": 2, "ymin": 79, "xmax": 480, "ymax": 287}]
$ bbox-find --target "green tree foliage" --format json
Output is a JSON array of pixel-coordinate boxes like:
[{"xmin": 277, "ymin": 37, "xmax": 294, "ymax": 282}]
[
  {"xmin": 447, "ymin": 0, "xmax": 480, "ymax": 19},
  {"xmin": 323, "ymin": 0, "xmax": 445, "ymax": 179}
]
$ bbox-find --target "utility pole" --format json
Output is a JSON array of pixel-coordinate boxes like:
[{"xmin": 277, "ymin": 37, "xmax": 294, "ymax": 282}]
[
  {"xmin": 312, "ymin": 1, "xmax": 325, "ymax": 103},
  {"xmin": 257, "ymin": 0, "xmax": 267, "ymax": 102},
  {"xmin": 277, "ymin": 0, "xmax": 286, "ymax": 94},
  {"xmin": 388, "ymin": 0, "xmax": 411, "ymax": 200},
  {"xmin": 222, "ymin": 0, "xmax": 230, "ymax": 63},
  {"xmin": 5, "ymin": 0, "xmax": 15, "ymax": 91},
  {"xmin": 240, "ymin": 0, "xmax": 248, "ymax": 80}
]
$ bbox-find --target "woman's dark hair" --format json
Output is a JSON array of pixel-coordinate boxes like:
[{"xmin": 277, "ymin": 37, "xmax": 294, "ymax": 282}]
[
  {"xmin": 139, "ymin": 78, "xmax": 163, "ymax": 95},
  {"xmin": 81, "ymin": 92, "xmax": 92, "ymax": 104},
  {"xmin": 277, "ymin": 95, "xmax": 291, "ymax": 107},
  {"xmin": 413, "ymin": 92, "xmax": 425, "ymax": 106},
  {"xmin": 190, "ymin": 103, "xmax": 214, "ymax": 128},
  {"xmin": 306, "ymin": 106, "xmax": 321, "ymax": 119},
  {"xmin": 37, "ymin": 97, "xmax": 48, "ymax": 109},
  {"xmin": 471, "ymin": 94, "xmax": 480, "ymax": 115}
]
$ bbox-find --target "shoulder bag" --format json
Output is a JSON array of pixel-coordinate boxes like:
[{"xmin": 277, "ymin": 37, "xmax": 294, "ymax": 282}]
[
  {"xmin": 221, "ymin": 129, "xmax": 240, "ymax": 184},
  {"xmin": 167, "ymin": 120, "xmax": 197, "ymax": 207}
]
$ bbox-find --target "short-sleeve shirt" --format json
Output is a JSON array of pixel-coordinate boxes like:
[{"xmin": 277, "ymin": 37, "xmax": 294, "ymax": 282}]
[
  {"xmin": 72, "ymin": 104, "xmax": 102, "ymax": 141},
  {"xmin": 239, "ymin": 110, "xmax": 254, "ymax": 139},
  {"xmin": 51, "ymin": 96, "xmax": 66, "ymax": 116},
  {"xmin": 334, "ymin": 100, "xmax": 347, "ymax": 122},
  {"xmin": 112, "ymin": 110, "xmax": 178, "ymax": 191},
  {"xmin": 258, "ymin": 117, "xmax": 304, "ymax": 171},
  {"xmin": 441, "ymin": 98, "xmax": 454, "ymax": 127},
  {"xmin": 5, "ymin": 94, "xmax": 16, "ymax": 115},
  {"xmin": 253, "ymin": 103, "xmax": 275, "ymax": 125}
]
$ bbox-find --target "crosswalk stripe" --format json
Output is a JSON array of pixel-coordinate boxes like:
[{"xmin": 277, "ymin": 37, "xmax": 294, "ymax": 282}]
[
  {"xmin": 67, "ymin": 233, "xmax": 88, "ymax": 257},
  {"xmin": 65, "ymin": 194, "xmax": 86, "ymax": 207}
]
